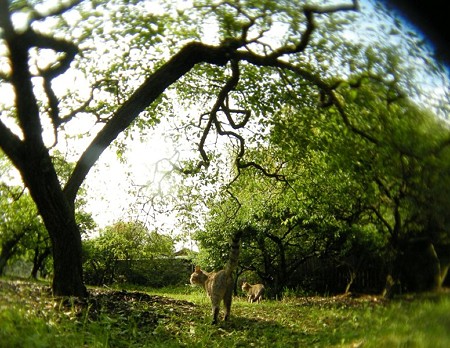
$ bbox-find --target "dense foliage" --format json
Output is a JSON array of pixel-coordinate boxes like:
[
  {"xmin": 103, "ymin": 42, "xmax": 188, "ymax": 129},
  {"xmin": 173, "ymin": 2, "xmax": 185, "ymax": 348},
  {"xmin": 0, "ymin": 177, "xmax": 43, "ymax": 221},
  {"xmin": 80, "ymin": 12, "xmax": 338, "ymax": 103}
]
[{"xmin": 193, "ymin": 76, "xmax": 450, "ymax": 297}]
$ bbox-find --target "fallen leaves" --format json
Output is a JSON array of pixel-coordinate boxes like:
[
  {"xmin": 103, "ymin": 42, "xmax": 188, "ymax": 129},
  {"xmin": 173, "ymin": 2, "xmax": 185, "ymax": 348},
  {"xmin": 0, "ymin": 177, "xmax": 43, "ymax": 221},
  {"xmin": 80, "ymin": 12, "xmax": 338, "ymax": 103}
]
[{"xmin": 0, "ymin": 278, "xmax": 198, "ymax": 333}]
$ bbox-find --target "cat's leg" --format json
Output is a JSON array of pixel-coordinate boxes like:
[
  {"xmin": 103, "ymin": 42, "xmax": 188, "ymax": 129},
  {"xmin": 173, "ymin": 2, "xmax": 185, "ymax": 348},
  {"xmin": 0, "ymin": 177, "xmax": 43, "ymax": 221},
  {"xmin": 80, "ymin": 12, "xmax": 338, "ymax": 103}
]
[
  {"xmin": 223, "ymin": 289, "xmax": 233, "ymax": 321},
  {"xmin": 255, "ymin": 291, "xmax": 262, "ymax": 303},
  {"xmin": 210, "ymin": 293, "xmax": 221, "ymax": 324},
  {"xmin": 212, "ymin": 305, "xmax": 219, "ymax": 324}
]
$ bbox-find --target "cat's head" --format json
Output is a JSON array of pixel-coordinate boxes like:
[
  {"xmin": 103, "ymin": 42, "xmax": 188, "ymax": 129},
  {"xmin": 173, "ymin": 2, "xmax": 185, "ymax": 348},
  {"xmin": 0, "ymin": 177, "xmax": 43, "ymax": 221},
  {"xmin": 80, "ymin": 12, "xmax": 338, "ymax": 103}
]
[
  {"xmin": 241, "ymin": 282, "xmax": 251, "ymax": 290},
  {"xmin": 190, "ymin": 266, "xmax": 208, "ymax": 285}
]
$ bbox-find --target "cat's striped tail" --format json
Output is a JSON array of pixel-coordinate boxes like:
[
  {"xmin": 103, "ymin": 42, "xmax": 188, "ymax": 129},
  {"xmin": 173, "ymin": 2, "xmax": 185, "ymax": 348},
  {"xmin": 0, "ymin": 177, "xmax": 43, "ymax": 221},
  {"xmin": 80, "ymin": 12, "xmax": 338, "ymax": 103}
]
[{"xmin": 224, "ymin": 230, "xmax": 243, "ymax": 277}]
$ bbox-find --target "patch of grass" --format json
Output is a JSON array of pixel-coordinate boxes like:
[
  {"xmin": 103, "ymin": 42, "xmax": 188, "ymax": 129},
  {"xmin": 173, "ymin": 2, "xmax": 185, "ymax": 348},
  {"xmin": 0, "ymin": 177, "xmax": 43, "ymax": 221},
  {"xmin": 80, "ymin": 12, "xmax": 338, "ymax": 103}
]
[
  {"xmin": 1, "ymin": 278, "xmax": 450, "ymax": 347},
  {"xmin": 359, "ymin": 296, "xmax": 450, "ymax": 348}
]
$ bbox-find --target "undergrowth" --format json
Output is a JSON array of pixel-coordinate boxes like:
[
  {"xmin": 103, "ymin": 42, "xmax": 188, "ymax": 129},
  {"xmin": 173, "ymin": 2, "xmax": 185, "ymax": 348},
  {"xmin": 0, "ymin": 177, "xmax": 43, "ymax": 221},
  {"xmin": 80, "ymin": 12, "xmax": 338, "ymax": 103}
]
[{"xmin": 1, "ymin": 278, "xmax": 450, "ymax": 347}]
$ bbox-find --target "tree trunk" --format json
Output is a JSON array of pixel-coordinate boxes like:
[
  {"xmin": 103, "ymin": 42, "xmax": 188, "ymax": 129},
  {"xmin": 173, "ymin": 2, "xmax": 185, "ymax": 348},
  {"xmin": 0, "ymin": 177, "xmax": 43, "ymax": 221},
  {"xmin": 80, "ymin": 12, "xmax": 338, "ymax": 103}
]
[
  {"xmin": 0, "ymin": 11, "xmax": 86, "ymax": 297},
  {"xmin": 427, "ymin": 243, "xmax": 450, "ymax": 291},
  {"xmin": 438, "ymin": 264, "xmax": 450, "ymax": 290},
  {"xmin": 40, "ymin": 200, "xmax": 86, "ymax": 297},
  {"xmin": 20, "ymin": 151, "xmax": 87, "ymax": 297},
  {"xmin": 0, "ymin": 231, "xmax": 26, "ymax": 275},
  {"xmin": 382, "ymin": 274, "xmax": 394, "ymax": 298},
  {"xmin": 345, "ymin": 270, "xmax": 356, "ymax": 294},
  {"xmin": 31, "ymin": 246, "xmax": 51, "ymax": 279}
]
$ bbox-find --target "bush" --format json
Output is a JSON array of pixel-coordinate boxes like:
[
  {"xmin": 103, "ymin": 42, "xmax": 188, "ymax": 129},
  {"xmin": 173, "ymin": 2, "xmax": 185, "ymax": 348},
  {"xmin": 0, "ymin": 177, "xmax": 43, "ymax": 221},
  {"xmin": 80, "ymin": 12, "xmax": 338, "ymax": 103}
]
[{"xmin": 84, "ymin": 257, "xmax": 193, "ymax": 287}]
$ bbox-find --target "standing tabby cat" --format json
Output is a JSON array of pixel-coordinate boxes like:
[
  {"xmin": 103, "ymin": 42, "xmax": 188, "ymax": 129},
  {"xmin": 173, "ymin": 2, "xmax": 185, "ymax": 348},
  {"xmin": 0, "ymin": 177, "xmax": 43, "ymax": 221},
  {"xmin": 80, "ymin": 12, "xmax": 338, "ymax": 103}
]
[
  {"xmin": 241, "ymin": 282, "xmax": 265, "ymax": 303},
  {"xmin": 190, "ymin": 231, "xmax": 242, "ymax": 324}
]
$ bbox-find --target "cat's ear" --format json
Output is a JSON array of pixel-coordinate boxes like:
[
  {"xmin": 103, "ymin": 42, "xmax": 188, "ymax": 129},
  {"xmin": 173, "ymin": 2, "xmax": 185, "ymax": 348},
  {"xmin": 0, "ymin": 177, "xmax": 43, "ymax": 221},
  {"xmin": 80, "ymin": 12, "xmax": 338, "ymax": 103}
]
[{"xmin": 195, "ymin": 265, "xmax": 201, "ymax": 273}]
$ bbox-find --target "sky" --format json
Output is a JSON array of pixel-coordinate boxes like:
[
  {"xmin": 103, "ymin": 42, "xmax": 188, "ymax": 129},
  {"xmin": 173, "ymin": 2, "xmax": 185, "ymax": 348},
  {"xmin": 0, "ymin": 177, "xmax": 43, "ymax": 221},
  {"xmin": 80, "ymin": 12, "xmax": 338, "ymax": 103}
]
[{"xmin": 83, "ymin": 127, "xmax": 176, "ymax": 229}]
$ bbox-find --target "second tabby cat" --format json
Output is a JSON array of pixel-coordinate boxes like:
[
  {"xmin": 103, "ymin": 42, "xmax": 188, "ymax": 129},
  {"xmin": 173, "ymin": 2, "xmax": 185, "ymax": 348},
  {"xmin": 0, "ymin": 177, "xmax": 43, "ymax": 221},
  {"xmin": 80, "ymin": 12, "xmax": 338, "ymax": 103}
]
[{"xmin": 241, "ymin": 282, "xmax": 265, "ymax": 303}]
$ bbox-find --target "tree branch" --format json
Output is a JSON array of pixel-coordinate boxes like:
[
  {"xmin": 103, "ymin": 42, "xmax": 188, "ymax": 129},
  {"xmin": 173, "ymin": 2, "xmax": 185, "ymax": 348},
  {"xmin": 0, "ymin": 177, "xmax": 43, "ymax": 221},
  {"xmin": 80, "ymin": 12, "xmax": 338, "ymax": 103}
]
[
  {"xmin": 64, "ymin": 0, "xmax": 362, "ymax": 203},
  {"xmin": 64, "ymin": 42, "xmax": 234, "ymax": 202},
  {"xmin": 0, "ymin": 7, "xmax": 43, "ymax": 148},
  {"xmin": 0, "ymin": 119, "xmax": 26, "ymax": 170}
]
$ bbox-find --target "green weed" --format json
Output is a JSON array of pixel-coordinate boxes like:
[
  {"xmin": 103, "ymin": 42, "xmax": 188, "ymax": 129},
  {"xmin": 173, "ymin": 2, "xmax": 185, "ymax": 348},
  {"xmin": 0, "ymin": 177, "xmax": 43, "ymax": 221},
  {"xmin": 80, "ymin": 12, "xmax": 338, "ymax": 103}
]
[{"xmin": 1, "ymin": 279, "xmax": 450, "ymax": 347}]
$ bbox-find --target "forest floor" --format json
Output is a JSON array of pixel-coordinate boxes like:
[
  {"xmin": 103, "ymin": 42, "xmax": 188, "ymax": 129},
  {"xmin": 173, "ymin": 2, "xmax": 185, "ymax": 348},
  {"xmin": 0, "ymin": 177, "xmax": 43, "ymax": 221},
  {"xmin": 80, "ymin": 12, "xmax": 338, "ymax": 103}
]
[{"xmin": 1, "ymin": 278, "xmax": 450, "ymax": 347}]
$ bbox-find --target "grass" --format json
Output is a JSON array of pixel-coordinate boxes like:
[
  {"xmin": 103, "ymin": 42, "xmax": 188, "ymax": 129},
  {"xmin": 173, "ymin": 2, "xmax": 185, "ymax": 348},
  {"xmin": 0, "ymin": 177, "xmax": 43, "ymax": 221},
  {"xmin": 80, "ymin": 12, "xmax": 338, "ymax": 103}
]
[{"xmin": 1, "ymin": 278, "xmax": 450, "ymax": 347}]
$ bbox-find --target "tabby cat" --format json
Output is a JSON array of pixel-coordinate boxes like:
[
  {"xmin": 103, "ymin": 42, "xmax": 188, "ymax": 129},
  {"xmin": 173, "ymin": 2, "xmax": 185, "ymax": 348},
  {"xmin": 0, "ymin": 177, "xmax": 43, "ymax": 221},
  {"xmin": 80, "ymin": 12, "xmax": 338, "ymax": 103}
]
[
  {"xmin": 190, "ymin": 231, "xmax": 242, "ymax": 324},
  {"xmin": 241, "ymin": 282, "xmax": 265, "ymax": 303}
]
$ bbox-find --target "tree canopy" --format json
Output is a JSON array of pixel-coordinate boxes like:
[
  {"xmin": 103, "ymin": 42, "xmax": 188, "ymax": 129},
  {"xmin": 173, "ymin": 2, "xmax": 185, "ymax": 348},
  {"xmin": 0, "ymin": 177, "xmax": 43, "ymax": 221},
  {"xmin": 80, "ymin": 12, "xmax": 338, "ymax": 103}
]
[{"xmin": 193, "ymin": 71, "xmax": 450, "ymax": 296}]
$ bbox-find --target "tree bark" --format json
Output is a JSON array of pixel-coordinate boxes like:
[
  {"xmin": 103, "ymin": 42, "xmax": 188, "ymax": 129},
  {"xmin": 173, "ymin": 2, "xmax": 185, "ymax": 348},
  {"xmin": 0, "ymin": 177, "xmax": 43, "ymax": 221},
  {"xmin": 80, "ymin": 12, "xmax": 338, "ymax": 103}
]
[{"xmin": 19, "ymin": 150, "xmax": 87, "ymax": 297}]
